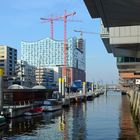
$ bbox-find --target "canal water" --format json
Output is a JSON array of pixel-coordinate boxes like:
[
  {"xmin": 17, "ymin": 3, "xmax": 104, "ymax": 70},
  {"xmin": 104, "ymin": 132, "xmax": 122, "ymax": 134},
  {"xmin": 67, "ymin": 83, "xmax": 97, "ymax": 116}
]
[{"xmin": 0, "ymin": 92, "xmax": 139, "ymax": 140}]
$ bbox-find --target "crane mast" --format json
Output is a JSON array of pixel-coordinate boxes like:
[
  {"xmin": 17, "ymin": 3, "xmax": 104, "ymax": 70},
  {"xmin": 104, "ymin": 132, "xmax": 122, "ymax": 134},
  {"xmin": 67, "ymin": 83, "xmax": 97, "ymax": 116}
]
[
  {"xmin": 60, "ymin": 10, "xmax": 76, "ymax": 86},
  {"xmin": 40, "ymin": 16, "xmax": 61, "ymax": 39}
]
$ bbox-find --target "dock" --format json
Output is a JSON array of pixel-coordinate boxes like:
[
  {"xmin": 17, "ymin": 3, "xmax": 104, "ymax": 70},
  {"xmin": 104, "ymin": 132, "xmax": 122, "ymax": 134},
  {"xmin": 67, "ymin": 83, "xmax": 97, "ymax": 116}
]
[{"xmin": 2, "ymin": 89, "xmax": 104, "ymax": 118}]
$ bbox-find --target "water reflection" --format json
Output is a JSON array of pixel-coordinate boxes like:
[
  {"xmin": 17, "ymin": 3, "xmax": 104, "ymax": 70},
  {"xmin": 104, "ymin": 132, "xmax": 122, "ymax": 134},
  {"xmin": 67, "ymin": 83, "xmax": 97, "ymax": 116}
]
[
  {"xmin": 72, "ymin": 103, "xmax": 86, "ymax": 140},
  {"xmin": 119, "ymin": 95, "xmax": 139, "ymax": 140},
  {"xmin": 1, "ymin": 110, "xmax": 63, "ymax": 139},
  {"xmin": 0, "ymin": 93, "xmax": 139, "ymax": 139}
]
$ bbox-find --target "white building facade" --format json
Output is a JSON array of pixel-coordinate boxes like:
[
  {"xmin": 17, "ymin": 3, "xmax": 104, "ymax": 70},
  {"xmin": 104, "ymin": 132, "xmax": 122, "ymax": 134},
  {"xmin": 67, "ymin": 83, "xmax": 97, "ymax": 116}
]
[{"xmin": 21, "ymin": 37, "xmax": 86, "ymax": 85}]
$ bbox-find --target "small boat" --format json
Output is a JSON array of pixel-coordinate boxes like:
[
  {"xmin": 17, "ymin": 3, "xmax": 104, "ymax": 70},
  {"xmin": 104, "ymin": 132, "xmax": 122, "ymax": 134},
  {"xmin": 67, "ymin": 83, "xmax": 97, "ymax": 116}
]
[
  {"xmin": 41, "ymin": 99, "xmax": 62, "ymax": 112},
  {"xmin": 0, "ymin": 115, "xmax": 6, "ymax": 126},
  {"xmin": 24, "ymin": 107, "xmax": 43, "ymax": 116}
]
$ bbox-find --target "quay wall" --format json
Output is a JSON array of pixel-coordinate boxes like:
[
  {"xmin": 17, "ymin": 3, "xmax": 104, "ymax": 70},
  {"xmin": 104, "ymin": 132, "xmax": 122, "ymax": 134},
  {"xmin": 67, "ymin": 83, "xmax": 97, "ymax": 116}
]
[{"xmin": 127, "ymin": 89, "xmax": 140, "ymax": 122}]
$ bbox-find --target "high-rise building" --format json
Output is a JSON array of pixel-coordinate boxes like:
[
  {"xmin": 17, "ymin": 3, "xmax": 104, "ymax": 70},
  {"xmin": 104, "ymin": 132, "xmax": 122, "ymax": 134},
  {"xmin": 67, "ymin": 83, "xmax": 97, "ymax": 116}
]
[
  {"xmin": 21, "ymin": 37, "xmax": 86, "ymax": 85},
  {"xmin": 0, "ymin": 45, "xmax": 17, "ymax": 77}
]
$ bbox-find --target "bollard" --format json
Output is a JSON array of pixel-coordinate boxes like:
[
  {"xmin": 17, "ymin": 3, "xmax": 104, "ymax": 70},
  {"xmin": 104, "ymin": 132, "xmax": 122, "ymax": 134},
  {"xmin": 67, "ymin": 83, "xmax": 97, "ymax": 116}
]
[
  {"xmin": 0, "ymin": 68, "xmax": 4, "ymax": 112},
  {"xmin": 135, "ymin": 92, "xmax": 140, "ymax": 119},
  {"xmin": 82, "ymin": 82, "xmax": 86, "ymax": 95},
  {"xmin": 96, "ymin": 83, "xmax": 99, "ymax": 90},
  {"xmin": 59, "ymin": 78, "xmax": 62, "ymax": 94},
  {"xmin": 62, "ymin": 78, "xmax": 65, "ymax": 97},
  {"xmin": 91, "ymin": 83, "xmax": 94, "ymax": 93},
  {"xmin": 105, "ymin": 84, "xmax": 107, "ymax": 94}
]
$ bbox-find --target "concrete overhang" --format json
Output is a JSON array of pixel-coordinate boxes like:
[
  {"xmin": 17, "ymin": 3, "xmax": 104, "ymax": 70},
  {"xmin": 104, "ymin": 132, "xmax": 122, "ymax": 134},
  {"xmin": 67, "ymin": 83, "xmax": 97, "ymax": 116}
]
[
  {"xmin": 101, "ymin": 36, "xmax": 112, "ymax": 53},
  {"xmin": 111, "ymin": 47, "xmax": 140, "ymax": 58},
  {"xmin": 117, "ymin": 62, "xmax": 140, "ymax": 70},
  {"xmin": 100, "ymin": 38, "xmax": 140, "ymax": 57},
  {"xmin": 100, "ymin": 40, "xmax": 140, "ymax": 58},
  {"xmin": 101, "ymin": 26, "xmax": 140, "ymax": 57},
  {"xmin": 84, "ymin": 0, "xmax": 140, "ymax": 27}
]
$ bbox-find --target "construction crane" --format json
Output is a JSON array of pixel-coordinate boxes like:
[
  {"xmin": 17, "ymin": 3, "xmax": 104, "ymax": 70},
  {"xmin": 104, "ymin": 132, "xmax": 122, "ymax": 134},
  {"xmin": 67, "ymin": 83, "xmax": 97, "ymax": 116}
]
[
  {"xmin": 74, "ymin": 30, "xmax": 99, "ymax": 38},
  {"xmin": 40, "ymin": 14, "xmax": 80, "ymax": 40},
  {"xmin": 59, "ymin": 10, "xmax": 76, "ymax": 86},
  {"xmin": 40, "ymin": 16, "xmax": 61, "ymax": 39},
  {"xmin": 41, "ymin": 11, "xmax": 79, "ymax": 86}
]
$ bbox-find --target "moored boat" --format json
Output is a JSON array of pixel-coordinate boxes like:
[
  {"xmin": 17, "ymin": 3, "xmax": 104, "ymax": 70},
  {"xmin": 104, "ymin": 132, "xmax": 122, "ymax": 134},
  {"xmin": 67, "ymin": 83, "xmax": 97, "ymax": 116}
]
[
  {"xmin": 0, "ymin": 115, "xmax": 6, "ymax": 126},
  {"xmin": 24, "ymin": 107, "xmax": 43, "ymax": 116},
  {"xmin": 41, "ymin": 99, "xmax": 62, "ymax": 112}
]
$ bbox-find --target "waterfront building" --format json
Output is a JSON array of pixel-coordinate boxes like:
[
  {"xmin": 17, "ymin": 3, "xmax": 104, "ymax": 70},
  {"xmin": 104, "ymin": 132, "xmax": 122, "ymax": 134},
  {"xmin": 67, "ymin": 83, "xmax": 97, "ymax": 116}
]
[
  {"xmin": 35, "ymin": 67, "xmax": 54, "ymax": 88},
  {"xmin": 0, "ymin": 45, "xmax": 17, "ymax": 76},
  {"xmin": 100, "ymin": 25, "xmax": 140, "ymax": 87},
  {"xmin": 16, "ymin": 60, "xmax": 36, "ymax": 88},
  {"xmin": 46, "ymin": 66, "xmax": 61, "ymax": 87},
  {"xmin": 84, "ymin": 0, "xmax": 140, "ymax": 87},
  {"xmin": 21, "ymin": 37, "xmax": 86, "ymax": 85},
  {"xmin": 0, "ymin": 45, "xmax": 17, "ymax": 88}
]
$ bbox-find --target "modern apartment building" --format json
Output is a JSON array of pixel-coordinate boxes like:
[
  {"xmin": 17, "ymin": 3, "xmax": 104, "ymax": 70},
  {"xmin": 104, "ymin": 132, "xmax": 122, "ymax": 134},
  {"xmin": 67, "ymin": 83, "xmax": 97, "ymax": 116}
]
[
  {"xmin": 35, "ymin": 67, "xmax": 54, "ymax": 87},
  {"xmin": 84, "ymin": 0, "xmax": 140, "ymax": 87},
  {"xmin": 0, "ymin": 45, "xmax": 17, "ymax": 77},
  {"xmin": 100, "ymin": 25, "xmax": 140, "ymax": 86},
  {"xmin": 16, "ymin": 60, "xmax": 36, "ymax": 87},
  {"xmin": 21, "ymin": 37, "xmax": 86, "ymax": 85}
]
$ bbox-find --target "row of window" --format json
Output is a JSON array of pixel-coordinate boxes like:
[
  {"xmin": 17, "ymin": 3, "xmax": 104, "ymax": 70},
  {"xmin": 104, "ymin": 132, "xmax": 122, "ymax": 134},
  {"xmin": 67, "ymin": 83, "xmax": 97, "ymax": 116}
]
[{"xmin": 117, "ymin": 57, "xmax": 140, "ymax": 63}]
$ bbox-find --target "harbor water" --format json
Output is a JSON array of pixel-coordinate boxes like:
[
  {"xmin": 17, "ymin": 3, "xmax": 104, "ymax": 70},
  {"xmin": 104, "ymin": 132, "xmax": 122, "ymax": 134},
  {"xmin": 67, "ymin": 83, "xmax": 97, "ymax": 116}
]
[{"xmin": 0, "ymin": 91, "xmax": 139, "ymax": 140}]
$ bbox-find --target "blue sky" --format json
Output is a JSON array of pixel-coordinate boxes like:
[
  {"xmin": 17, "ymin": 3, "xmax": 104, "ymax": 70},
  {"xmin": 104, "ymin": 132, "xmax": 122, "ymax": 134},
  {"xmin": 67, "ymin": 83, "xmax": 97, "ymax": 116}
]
[{"xmin": 0, "ymin": 0, "xmax": 118, "ymax": 84}]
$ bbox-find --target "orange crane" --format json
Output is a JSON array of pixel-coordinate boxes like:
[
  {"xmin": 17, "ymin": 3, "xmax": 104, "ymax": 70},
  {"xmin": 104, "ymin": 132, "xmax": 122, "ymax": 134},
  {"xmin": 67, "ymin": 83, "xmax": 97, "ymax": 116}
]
[
  {"xmin": 74, "ymin": 30, "xmax": 99, "ymax": 38},
  {"xmin": 40, "ymin": 16, "xmax": 81, "ymax": 40},
  {"xmin": 59, "ymin": 10, "xmax": 76, "ymax": 86},
  {"xmin": 40, "ymin": 16, "xmax": 61, "ymax": 39},
  {"xmin": 41, "ymin": 11, "xmax": 80, "ymax": 86}
]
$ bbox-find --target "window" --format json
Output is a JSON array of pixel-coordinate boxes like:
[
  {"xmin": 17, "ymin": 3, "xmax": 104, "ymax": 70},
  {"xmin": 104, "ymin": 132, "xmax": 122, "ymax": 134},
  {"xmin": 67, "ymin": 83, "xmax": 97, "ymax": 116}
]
[
  {"xmin": 9, "ymin": 56, "xmax": 12, "ymax": 59},
  {"xmin": 9, "ymin": 60, "xmax": 12, "ymax": 63},
  {"xmin": 9, "ymin": 72, "xmax": 12, "ymax": 75},
  {"xmin": 130, "ymin": 57, "xmax": 135, "ymax": 62},
  {"xmin": 136, "ymin": 58, "xmax": 140, "ymax": 62}
]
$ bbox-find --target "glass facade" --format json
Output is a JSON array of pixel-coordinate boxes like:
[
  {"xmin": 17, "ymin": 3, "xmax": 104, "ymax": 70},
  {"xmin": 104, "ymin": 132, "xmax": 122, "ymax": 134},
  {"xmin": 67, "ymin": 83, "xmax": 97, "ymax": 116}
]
[
  {"xmin": 21, "ymin": 37, "xmax": 85, "ymax": 71},
  {"xmin": 117, "ymin": 57, "xmax": 140, "ymax": 63}
]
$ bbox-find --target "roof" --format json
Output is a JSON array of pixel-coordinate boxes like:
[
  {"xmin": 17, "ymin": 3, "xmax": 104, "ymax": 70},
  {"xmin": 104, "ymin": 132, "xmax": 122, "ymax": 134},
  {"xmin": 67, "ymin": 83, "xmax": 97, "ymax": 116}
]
[
  {"xmin": 32, "ymin": 85, "xmax": 46, "ymax": 89},
  {"xmin": 84, "ymin": 0, "xmax": 140, "ymax": 27},
  {"xmin": 8, "ymin": 84, "xmax": 24, "ymax": 89}
]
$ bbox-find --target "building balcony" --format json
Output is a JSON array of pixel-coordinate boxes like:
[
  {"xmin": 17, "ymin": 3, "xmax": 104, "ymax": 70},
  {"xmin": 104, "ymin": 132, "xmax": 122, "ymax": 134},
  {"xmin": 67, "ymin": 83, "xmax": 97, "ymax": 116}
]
[
  {"xmin": 100, "ymin": 25, "xmax": 140, "ymax": 58},
  {"xmin": 108, "ymin": 26, "xmax": 140, "ymax": 58},
  {"xmin": 100, "ymin": 24, "xmax": 112, "ymax": 53}
]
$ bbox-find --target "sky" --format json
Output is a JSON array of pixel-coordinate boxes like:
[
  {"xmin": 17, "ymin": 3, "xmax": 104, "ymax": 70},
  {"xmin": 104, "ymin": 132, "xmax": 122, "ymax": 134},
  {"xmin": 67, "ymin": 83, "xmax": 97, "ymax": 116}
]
[{"xmin": 0, "ymin": 0, "xmax": 119, "ymax": 84}]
